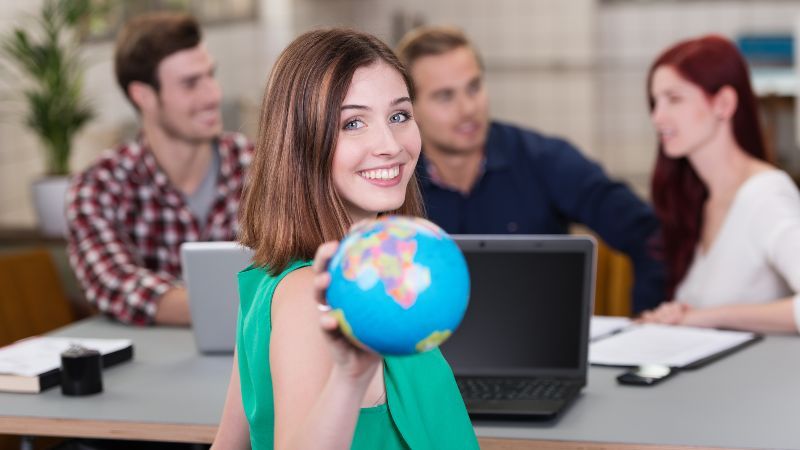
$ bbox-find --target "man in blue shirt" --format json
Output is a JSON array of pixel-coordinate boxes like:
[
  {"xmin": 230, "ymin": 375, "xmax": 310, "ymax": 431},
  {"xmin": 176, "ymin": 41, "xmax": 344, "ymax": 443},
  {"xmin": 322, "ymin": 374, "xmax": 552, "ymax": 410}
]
[{"xmin": 397, "ymin": 26, "xmax": 665, "ymax": 313}]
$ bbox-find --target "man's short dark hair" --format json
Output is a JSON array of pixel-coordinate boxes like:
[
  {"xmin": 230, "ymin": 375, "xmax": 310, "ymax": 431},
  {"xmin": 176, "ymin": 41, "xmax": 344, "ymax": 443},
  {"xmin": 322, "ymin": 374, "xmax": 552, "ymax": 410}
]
[
  {"xmin": 114, "ymin": 12, "xmax": 201, "ymax": 105},
  {"xmin": 395, "ymin": 25, "xmax": 481, "ymax": 70}
]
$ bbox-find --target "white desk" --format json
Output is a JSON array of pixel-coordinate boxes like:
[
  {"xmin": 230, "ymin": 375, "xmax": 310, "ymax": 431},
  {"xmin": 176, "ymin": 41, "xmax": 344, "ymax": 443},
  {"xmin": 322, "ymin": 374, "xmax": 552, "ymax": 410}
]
[{"xmin": 1, "ymin": 318, "xmax": 798, "ymax": 449}]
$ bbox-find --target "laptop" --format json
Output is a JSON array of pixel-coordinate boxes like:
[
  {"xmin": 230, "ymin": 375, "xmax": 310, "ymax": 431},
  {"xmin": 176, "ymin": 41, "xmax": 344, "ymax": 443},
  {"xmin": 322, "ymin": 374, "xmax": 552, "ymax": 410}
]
[
  {"xmin": 180, "ymin": 241, "xmax": 254, "ymax": 354},
  {"xmin": 439, "ymin": 235, "xmax": 595, "ymax": 420}
]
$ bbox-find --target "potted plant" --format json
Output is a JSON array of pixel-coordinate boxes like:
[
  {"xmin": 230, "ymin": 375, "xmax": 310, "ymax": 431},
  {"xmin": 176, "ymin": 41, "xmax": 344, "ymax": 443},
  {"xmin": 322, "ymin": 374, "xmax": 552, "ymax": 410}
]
[{"xmin": 1, "ymin": 0, "xmax": 94, "ymax": 237}]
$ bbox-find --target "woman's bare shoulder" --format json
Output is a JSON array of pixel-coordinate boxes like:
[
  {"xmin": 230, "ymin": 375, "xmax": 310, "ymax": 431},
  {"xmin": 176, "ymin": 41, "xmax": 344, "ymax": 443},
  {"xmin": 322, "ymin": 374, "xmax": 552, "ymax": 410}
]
[{"xmin": 272, "ymin": 265, "xmax": 317, "ymax": 320}]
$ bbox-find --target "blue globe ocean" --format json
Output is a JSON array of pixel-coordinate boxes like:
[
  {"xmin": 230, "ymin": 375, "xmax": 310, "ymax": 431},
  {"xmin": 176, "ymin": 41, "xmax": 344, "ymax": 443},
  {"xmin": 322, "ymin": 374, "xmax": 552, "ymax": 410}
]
[{"xmin": 326, "ymin": 216, "xmax": 470, "ymax": 356}]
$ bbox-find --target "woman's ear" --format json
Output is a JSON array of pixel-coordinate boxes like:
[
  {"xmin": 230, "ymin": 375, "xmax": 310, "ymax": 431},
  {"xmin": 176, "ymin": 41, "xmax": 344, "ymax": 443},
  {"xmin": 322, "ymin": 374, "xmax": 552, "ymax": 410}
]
[{"xmin": 712, "ymin": 86, "xmax": 738, "ymax": 121}]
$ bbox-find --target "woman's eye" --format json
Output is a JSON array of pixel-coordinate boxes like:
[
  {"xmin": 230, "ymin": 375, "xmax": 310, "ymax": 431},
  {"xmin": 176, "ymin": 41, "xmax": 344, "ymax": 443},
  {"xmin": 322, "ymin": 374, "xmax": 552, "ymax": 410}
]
[
  {"xmin": 344, "ymin": 119, "xmax": 365, "ymax": 130},
  {"xmin": 390, "ymin": 112, "xmax": 410, "ymax": 123}
]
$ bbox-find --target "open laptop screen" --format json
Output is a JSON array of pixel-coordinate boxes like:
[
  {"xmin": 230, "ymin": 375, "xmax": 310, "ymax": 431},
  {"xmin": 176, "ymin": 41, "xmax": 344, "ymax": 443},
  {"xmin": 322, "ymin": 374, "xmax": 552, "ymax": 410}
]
[{"xmin": 440, "ymin": 237, "xmax": 593, "ymax": 377}]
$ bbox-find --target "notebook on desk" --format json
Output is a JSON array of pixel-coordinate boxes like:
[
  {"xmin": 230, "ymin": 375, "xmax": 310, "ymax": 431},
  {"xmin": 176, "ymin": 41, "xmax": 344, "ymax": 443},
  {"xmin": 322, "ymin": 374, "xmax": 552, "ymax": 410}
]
[
  {"xmin": 439, "ymin": 235, "xmax": 595, "ymax": 420},
  {"xmin": 180, "ymin": 241, "xmax": 254, "ymax": 354}
]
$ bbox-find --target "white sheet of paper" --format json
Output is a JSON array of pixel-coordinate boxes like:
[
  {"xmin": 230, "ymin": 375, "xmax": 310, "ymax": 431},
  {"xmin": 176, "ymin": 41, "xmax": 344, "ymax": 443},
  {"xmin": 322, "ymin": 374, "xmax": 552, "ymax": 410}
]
[
  {"xmin": 0, "ymin": 337, "xmax": 131, "ymax": 377},
  {"xmin": 590, "ymin": 316, "xmax": 633, "ymax": 341},
  {"xmin": 589, "ymin": 324, "xmax": 756, "ymax": 367}
]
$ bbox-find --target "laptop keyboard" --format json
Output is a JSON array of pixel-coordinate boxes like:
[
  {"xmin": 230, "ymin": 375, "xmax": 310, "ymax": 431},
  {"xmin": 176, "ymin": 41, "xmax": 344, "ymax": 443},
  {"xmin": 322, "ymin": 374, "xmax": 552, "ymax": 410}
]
[{"xmin": 457, "ymin": 377, "xmax": 573, "ymax": 401}]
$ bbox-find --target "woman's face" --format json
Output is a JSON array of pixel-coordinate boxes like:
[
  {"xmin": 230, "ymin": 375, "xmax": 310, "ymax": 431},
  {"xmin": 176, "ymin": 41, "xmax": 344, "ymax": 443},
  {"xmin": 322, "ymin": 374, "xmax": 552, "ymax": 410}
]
[
  {"xmin": 333, "ymin": 61, "xmax": 421, "ymax": 222},
  {"xmin": 650, "ymin": 65, "xmax": 722, "ymax": 159}
]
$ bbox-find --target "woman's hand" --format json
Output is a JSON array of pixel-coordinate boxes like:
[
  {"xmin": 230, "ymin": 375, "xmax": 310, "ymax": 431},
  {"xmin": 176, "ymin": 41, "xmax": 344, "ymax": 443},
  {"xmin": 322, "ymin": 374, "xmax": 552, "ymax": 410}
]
[
  {"xmin": 638, "ymin": 301, "xmax": 692, "ymax": 325},
  {"xmin": 311, "ymin": 241, "xmax": 381, "ymax": 383},
  {"xmin": 639, "ymin": 302, "xmax": 727, "ymax": 329}
]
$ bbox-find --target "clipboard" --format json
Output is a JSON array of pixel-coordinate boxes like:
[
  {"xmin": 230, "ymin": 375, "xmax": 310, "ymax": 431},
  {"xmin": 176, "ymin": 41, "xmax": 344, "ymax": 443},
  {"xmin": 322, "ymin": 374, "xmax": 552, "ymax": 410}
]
[
  {"xmin": 681, "ymin": 332, "xmax": 762, "ymax": 370},
  {"xmin": 588, "ymin": 323, "xmax": 762, "ymax": 369}
]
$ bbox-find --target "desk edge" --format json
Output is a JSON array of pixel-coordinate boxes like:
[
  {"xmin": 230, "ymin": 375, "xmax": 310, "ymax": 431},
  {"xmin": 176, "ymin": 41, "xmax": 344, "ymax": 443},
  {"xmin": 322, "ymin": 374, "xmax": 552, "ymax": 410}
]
[{"xmin": 0, "ymin": 417, "xmax": 216, "ymax": 444}]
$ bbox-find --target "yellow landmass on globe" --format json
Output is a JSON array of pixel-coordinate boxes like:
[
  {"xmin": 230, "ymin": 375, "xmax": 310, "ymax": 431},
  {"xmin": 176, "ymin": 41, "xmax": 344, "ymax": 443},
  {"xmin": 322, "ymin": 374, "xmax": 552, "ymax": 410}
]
[
  {"xmin": 415, "ymin": 329, "xmax": 452, "ymax": 353},
  {"xmin": 331, "ymin": 309, "xmax": 358, "ymax": 343}
]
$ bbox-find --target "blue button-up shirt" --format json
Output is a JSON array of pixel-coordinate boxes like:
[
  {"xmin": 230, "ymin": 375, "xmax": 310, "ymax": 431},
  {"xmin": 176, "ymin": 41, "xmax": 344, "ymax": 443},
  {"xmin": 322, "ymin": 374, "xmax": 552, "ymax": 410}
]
[{"xmin": 418, "ymin": 121, "xmax": 665, "ymax": 313}]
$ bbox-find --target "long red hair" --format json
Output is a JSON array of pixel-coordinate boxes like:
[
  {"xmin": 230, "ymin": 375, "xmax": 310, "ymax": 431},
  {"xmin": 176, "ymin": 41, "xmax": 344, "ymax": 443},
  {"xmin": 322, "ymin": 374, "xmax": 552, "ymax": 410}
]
[{"xmin": 647, "ymin": 35, "xmax": 772, "ymax": 299}]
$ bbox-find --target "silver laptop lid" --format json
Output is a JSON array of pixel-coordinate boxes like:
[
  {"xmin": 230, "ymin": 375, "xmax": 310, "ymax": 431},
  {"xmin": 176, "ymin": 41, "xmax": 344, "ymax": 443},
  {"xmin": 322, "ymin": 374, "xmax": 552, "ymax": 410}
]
[
  {"xmin": 439, "ymin": 235, "xmax": 596, "ymax": 378},
  {"xmin": 180, "ymin": 241, "xmax": 254, "ymax": 354}
]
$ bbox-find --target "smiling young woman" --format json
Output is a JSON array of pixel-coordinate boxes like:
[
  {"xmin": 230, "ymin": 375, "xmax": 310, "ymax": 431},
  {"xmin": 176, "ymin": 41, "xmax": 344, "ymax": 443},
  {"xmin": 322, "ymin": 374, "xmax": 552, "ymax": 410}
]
[{"xmin": 212, "ymin": 28, "xmax": 478, "ymax": 450}]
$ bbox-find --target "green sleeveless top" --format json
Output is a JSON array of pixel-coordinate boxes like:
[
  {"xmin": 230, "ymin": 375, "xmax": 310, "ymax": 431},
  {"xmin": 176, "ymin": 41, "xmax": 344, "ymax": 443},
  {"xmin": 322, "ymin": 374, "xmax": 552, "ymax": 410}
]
[{"xmin": 237, "ymin": 260, "xmax": 479, "ymax": 450}]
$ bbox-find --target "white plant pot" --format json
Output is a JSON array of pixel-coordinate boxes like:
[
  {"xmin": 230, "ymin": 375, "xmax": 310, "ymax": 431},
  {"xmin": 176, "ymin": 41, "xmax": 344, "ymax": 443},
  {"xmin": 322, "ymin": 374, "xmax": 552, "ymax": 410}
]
[{"xmin": 31, "ymin": 176, "xmax": 71, "ymax": 238}]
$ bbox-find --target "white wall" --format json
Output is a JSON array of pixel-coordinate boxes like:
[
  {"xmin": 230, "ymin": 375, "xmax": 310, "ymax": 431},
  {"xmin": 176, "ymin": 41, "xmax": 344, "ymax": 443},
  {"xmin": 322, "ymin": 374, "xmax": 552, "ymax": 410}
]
[
  {"xmin": 597, "ymin": 0, "xmax": 800, "ymax": 194},
  {"xmin": 3, "ymin": 0, "xmax": 799, "ymax": 226},
  {"xmin": 0, "ymin": 0, "xmax": 45, "ymax": 227}
]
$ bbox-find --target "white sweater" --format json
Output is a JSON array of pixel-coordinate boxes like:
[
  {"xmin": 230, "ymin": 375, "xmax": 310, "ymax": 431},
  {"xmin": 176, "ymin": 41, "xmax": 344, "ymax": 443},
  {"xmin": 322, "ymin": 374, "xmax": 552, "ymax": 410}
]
[{"xmin": 675, "ymin": 170, "xmax": 800, "ymax": 332}]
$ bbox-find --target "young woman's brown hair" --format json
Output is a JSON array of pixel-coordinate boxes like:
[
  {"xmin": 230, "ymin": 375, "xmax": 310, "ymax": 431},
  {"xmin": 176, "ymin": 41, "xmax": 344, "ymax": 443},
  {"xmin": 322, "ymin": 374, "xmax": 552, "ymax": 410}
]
[{"xmin": 239, "ymin": 28, "xmax": 424, "ymax": 274}]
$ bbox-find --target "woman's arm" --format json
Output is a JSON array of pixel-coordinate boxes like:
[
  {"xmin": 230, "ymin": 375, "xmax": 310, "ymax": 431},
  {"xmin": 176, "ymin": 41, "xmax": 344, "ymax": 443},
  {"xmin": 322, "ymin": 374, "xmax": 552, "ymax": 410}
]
[
  {"xmin": 639, "ymin": 297, "xmax": 799, "ymax": 334},
  {"xmin": 211, "ymin": 347, "xmax": 251, "ymax": 450},
  {"xmin": 680, "ymin": 298, "xmax": 798, "ymax": 334},
  {"xmin": 271, "ymin": 242, "xmax": 382, "ymax": 450},
  {"xmin": 641, "ymin": 179, "xmax": 800, "ymax": 334}
]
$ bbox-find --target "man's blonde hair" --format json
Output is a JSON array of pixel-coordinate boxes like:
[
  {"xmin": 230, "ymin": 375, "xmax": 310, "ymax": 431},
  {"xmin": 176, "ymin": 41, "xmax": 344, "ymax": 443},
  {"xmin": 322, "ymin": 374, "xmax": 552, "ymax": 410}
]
[{"xmin": 396, "ymin": 25, "xmax": 481, "ymax": 70}]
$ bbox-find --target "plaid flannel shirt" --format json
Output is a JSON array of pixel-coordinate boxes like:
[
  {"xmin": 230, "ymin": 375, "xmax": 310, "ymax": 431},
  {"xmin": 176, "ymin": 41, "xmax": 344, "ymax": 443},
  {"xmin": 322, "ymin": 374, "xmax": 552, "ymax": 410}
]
[{"xmin": 66, "ymin": 132, "xmax": 253, "ymax": 325}]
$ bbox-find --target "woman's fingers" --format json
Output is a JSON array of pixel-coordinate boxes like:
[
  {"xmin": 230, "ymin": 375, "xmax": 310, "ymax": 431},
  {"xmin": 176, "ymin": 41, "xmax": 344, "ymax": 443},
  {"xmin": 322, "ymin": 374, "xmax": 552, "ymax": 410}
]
[
  {"xmin": 320, "ymin": 312, "xmax": 339, "ymax": 331},
  {"xmin": 313, "ymin": 271, "xmax": 331, "ymax": 294},
  {"xmin": 639, "ymin": 302, "xmax": 688, "ymax": 325},
  {"xmin": 312, "ymin": 241, "xmax": 339, "ymax": 305},
  {"xmin": 319, "ymin": 310, "xmax": 361, "ymax": 364},
  {"xmin": 657, "ymin": 303, "xmax": 685, "ymax": 324},
  {"xmin": 319, "ymin": 312, "xmax": 348, "ymax": 348},
  {"xmin": 653, "ymin": 304, "xmax": 675, "ymax": 323},
  {"xmin": 312, "ymin": 241, "xmax": 339, "ymax": 274}
]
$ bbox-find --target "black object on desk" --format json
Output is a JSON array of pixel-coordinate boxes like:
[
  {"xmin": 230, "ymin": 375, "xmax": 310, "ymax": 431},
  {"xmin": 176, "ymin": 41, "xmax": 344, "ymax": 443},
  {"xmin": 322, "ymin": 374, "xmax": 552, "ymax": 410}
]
[{"xmin": 61, "ymin": 345, "xmax": 103, "ymax": 396}]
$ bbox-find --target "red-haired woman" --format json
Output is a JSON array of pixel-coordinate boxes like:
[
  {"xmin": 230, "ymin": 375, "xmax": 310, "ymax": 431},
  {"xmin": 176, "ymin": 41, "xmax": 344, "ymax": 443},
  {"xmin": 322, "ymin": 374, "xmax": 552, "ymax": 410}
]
[{"xmin": 640, "ymin": 35, "xmax": 800, "ymax": 334}]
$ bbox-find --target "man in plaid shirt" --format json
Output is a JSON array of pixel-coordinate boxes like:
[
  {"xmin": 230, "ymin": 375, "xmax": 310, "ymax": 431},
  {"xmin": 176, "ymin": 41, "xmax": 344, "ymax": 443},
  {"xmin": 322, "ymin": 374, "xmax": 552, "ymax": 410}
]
[{"xmin": 66, "ymin": 13, "xmax": 253, "ymax": 326}]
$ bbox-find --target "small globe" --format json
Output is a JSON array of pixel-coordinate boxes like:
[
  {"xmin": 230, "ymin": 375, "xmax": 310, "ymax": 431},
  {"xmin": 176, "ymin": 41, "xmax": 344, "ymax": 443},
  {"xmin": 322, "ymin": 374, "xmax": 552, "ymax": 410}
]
[{"xmin": 326, "ymin": 215, "xmax": 470, "ymax": 356}]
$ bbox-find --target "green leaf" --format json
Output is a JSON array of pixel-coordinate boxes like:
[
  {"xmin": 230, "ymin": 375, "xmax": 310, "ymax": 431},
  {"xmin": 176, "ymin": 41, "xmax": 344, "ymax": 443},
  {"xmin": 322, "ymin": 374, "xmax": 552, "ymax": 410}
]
[
  {"xmin": 1, "ymin": 0, "xmax": 95, "ymax": 175},
  {"xmin": 60, "ymin": 0, "xmax": 92, "ymax": 26}
]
